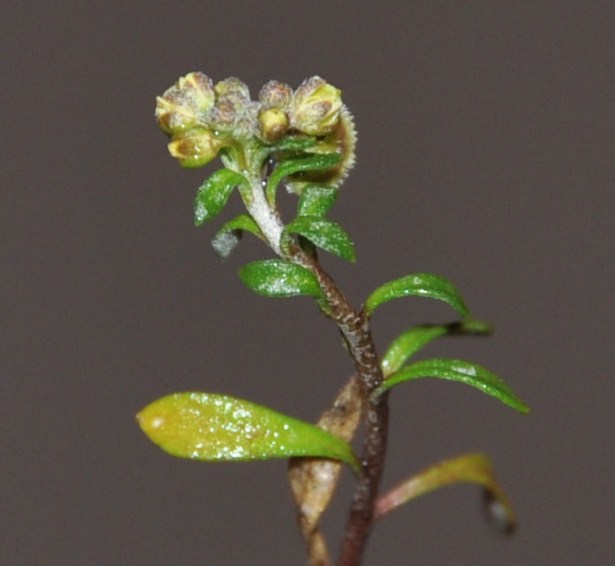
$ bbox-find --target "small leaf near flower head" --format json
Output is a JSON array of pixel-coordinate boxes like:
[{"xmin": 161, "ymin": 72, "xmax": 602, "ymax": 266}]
[
  {"xmin": 364, "ymin": 273, "xmax": 470, "ymax": 319},
  {"xmin": 290, "ymin": 76, "xmax": 342, "ymax": 136},
  {"xmin": 266, "ymin": 153, "xmax": 342, "ymax": 204},
  {"xmin": 155, "ymin": 72, "xmax": 215, "ymax": 134},
  {"xmin": 137, "ymin": 392, "xmax": 359, "ymax": 469},
  {"xmin": 285, "ymin": 216, "xmax": 356, "ymax": 262},
  {"xmin": 376, "ymin": 358, "xmax": 530, "ymax": 414},
  {"xmin": 297, "ymin": 185, "xmax": 339, "ymax": 218},
  {"xmin": 211, "ymin": 214, "xmax": 263, "ymax": 259},
  {"xmin": 238, "ymin": 259, "xmax": 323, "ymax": 298},
  {"xmin": 194, "ymin": 168, "xmax": 248, "ymax": 225}
]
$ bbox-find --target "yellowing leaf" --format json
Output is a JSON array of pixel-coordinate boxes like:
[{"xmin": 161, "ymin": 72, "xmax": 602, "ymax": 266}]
[{"xmin": 138, "ymin": 392, "xmax": 359, "ymax": 469}]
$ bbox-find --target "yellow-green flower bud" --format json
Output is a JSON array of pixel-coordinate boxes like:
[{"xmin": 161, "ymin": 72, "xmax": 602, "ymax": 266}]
[
  {"xmin": 155, "ymin": 72, "xmax": 215, "ymax": 134},
  {"xmin": 258, "ymin": 107, "xmax": 289, "ymax": 142},
  {"xmin": 209, "ymin": 77, "xmax": 253, "ymax": 135},
  {"xmin": 167, "ymin": 128, "xmax": 225, "ymax": 168},
  {"xmin": 259, "ymin": 80, "xmax": 293, "ymax": 110},
  {"xmin": 290, "ymin": 76, "xmax": 342, "ymax": 136},
  {"xmin": 214, "ymin": 77, "xmax": 250, "ymax": 106}
]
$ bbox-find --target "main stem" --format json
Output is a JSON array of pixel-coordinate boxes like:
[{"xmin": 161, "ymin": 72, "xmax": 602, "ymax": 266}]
[
  {"xmin": 297, "ymin": 254, "xmax": 389, "ymax": 566},
  {"xmin": 245, "ymin": 169, "xmax": 389, "ymax": 565}
]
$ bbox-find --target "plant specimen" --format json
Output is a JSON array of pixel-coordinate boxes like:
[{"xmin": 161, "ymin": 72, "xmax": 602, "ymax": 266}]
[{"xmin": 138, "ymin": 72, "xmax": 529, "ymax": 565}]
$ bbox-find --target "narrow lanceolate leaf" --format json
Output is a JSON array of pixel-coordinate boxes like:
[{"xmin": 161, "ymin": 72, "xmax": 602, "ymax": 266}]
[
  {"xmin": 381, "ymin": 320, "xmax": 492, "ymax": 377},
  {"xmin": 266, "ymin": 153, "xmax": 342, "ymax": 203},
  {"xmin": 138, "ymin": 392, "xmax": 359, "ymax": 469},
  {"xmin": 194, "ymin": 168, "xmax": 247, "ymax": 226},
  {"xmin": 364, "ymin": 273, "xmax": 470, "ymax": 319},
  {"xmin": 211, "ymin": 214, "xmax": 263, "ymax": 259},
  {"xmin": 374, "ymin": 452, "xmax": 517, "ymax": 534},
  {"xmin": 297, "ymin": 185, "xmax": 339, "ymax": 218},
  {"xmin": 238, "ymin": 259, "xmax": 323, "ymax": 298},
  {"xmin": 378, "ymin": 358, "xmax": 529, "ymax": 413},
  {"xmin": 285, "ymin": 216, "xmax": 356, "ymax": 262}
]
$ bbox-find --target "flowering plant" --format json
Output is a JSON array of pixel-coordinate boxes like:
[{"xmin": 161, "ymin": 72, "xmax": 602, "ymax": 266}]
[{"xmin": 139, "ymin": 72, "xmax": 529, "ymax": 565}]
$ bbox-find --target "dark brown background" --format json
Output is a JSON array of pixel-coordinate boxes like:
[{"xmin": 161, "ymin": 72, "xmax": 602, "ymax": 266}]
[{"xmin": 3, "ymin": 2, "xmax": 613, "ymax": 564}]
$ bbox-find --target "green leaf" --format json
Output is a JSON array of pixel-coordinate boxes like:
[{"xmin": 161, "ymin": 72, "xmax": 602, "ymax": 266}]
[
  {"xmin": 194, "ymin": 168, "xmax": 247, "ymax": 226},
  {"xmin": 285, "ymin": 216, "xmax": 356, "ymax": 262},
  {"xmin": 238, "ymin": 259, "xmax": 323, "ymax": 298},
  {"xmin": 297, "ymin": 185, "xmax": 339, "ymax": 217},
  {"xmin": 266, "ymin": 135, "xmax": 318, "ymax": 153},
  {"xmin": 381, "ymin": 320, "xmax": 492, "ymax": 377},
  {"xmin": 364, "ymin": 273, "xmax": 470, "ymax": 319},
  {"xmin": 374, "ymin": 452, "xmax": 517, "ymax": 534},
  {"xmin": 266, "ymin": 153, "xmax": 342, "ymax": 204},
  {"xmin": 138, "ymin": 392, "xmax": 359, "ymax": 470},
  {"xmin": 211, "ymin": 214, "xmax": 263, "ymax": 259},
  {"xmin": 377, "ymin": 358, "xmax": 529, "ymax": 413}
]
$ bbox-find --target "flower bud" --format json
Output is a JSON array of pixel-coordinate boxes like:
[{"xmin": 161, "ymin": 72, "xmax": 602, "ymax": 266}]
[
  {"xmin": 155, "ymin": 72, "xmax": 215, "ymax": 134},
  {"xmin": 259, "ymin": 80, "xmax": 293, "ymax": 110},
  {"xmin": 209, "ymin": 78, "xmax": 252, "ymax": 134},
  {"xmin": 258, "ymin": 107, "xmax": 289, "ymax": 142},
  {"xmin": 214, "ymin": 77, "xmax": 250, "ymax": 106},
  {"xmin": 290, "ymin": 76, "xmax": 342, "ymax": 136},
  {"xmin": 167, "ymin": 128, "xmax": 225, "ymax": 168},
  {"xmin": 286, "ymin": 105, "xmax": 356, "ymax": 192},
  {"xmin": 210, "ymin": 99, "xmax": 239, "ymax": 131}
]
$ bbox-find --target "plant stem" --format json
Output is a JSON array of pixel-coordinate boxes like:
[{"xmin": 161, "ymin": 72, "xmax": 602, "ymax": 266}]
[
  {"xmin": 245, "ymin": 165, "xmax": 389, "ymax": 565},
  {"xmin": 291, "ymin": 249, "xmax": 389, "ymax": 566}
]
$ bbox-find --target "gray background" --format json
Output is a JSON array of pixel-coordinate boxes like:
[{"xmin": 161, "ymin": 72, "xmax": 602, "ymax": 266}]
[{"xmin": 3, "ymin": 2, "xmax": 613, "ymax": 565}]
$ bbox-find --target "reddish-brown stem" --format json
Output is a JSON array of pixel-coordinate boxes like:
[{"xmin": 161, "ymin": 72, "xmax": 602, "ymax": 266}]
[
  {"xmin": 338, "ymin": 394, "xmax": 389, "ymax": 565},
  {"xmin": 289, "ymin": 247, "xmax": 389, "ymax": 566}
]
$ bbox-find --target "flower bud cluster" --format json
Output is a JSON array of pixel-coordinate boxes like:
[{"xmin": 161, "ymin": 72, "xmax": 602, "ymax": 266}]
[{"xmin": 156, "ymin": 72, "xmax": 354, "ymax": 178}]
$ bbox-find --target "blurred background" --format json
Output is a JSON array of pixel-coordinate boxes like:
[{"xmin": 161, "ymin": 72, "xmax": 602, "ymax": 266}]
[{"xmin": 2, "ymin": 2, "xmax": 613, "ymax": 564}]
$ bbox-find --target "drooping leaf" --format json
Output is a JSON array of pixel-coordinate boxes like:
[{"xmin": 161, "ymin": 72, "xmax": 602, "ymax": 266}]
[
  {"xmin": 285, "ymin": 216, "xmax": 356, "ymax": 262},
  {"xmin": 211, "ymin": 214, "xmax": 263, "ymax": 259},
  {"xmin": 381, "ymin": 320, "xmax": 492, "ymax": 377},
  {"xmin": 377, "ymin": 358, "xmax": 529, "ymax": 413},
  {"xmin": 297, "ymin": 185, "xmax": 339, "ymax": 218},
  {"xmin": 238, "ymin": 259, "xmax": 323, "ymax": 298},
  {"xmin": 288, "ymin": 375, "xmax": 363, "ymax": 565},
  {"xmin": 194, "ymin": 168, "xmax": 248, "ymax": 226},
  {"xmin": 138, "ymin": 392, "xmax": 359, "ymax": 469},
  {"xmin": 266, "ymin": 153, "xmax": 342, "ymax": 203},
  {"xmin": 364, "ymin": 273, "xmax": 470, "ymax": 319},
  {"xmin": 374, "ymin": 452, "xmax": 517, "ymax": 534}
]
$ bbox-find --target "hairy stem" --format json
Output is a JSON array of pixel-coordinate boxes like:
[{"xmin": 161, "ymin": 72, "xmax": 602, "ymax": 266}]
[{"xmin": 291, "ymin": 249, "xmax": 389, "ymax": 566}]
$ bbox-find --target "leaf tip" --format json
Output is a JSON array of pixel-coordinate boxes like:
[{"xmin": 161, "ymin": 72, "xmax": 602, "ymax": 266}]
[{"xmin": 483, "ymin": 488, "xmax": 517, "ymax": 535}]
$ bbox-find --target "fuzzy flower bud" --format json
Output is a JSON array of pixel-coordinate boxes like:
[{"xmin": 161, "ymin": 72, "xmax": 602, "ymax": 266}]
[
  {"xmin": 290, "ymin": 76, "xmax": 342, "ymax": 136},
  {"xmin": 259, "ymin": 80, "xmax": 293, "ymax": 110},
  {"xmin": 155, "ymin": 72, "xmax": 215, "ymax": 134},
  {"xmin": 209, "ymin": 78, "xmax": 253, "ymax": 134},
  {"xmin": 167, "ymin": 128, "xmax": 225, "ymax": 168},
  {"xmin": 214, "ymin": 77, "xmax": 251, "ymax": 105}
]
